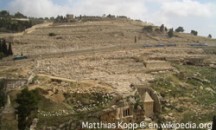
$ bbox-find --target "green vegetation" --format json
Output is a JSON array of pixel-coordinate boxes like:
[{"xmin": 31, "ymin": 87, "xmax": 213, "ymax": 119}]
[
  {"xmin": 160, "ymin": 24, "xmax": 165, "ymax": 32},
  {"xmin": 48, "ymin": 32, "xmax": 56, "ymax": 37},
  {"xmin": 175, "ymin": 65, "xmax": 216, "ymax": 105},
  {"xmin": 151, "ymin": 64, "xmax": 216, "ymax": 123},
  {"xmin": 203, "ymin": 47, "xmax": 216, "ymax": 54},
  {"xmin": 63, "ymin": 92, "xmax": 113, "ymax": 111},
  {"xmin": 213, "ymin": 116, "xmax": 216, "ymax": 130},
  {"xmin": 181, "ymin": 110, "xmax": 215, "ymax": 128},
  {"xmin": 37, "ymin": 114, "xmax": 73, "ymax": 128},
  {"xmin": 143, "ymin": 26, "xmax": 154, "ymax": 32},
  {"xmin": 168, "ymin": 28, "xmax": 174, "ymax": 38},
  {"xmin": 0, "ymin": 79, "xmax": 6, "ymax": 107},
  {"xmin": 191, "ymin": 30, "xmax": 198, "ymax": 36},
  {"xmin": 0, "ymin": 10, "xmax": 33, "ymax": 33},
  {"xmin": 38, "ymin": 94, "xmax": 67, "ymax": 112},
  {"xmin": 175, "ymin": 26, "xmax": 184, "ymax": 32},
  {"xmin": 208, "ymin": 34, "xmax": 212, "ymax": 38},
  {"xmin": 0, "ymin": 38, "xmax": 13, "ymax": 59},
  {"xmin": 16, "ymin": 88, "xmax": 41, "ymax": 130}
]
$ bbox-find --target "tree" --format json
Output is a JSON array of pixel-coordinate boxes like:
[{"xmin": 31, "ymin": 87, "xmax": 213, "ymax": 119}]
[
  {"xmin": 134, "ymin": 36, "xmax": 137, "ymax": 43},
  {"xmin": 0, "ymin": 10, "xmax": 33, "ymax": 32},
  {"xmin": 168, "ymin": 28, "xmax": 174, "ymax": 38},
  {"xmin": 16, "ymin": 89, "xmax": 40, "ymax": 130},
  {"xmin": 7, "ymin": 42, "xmax": 13, "ymax": 55},
  {"xmin": 14, "ymin": 12, "xmax": 26, "ymax": 18},
  {"xmin": 208, "ymin": 34, "xmax": 212, "ymax": 39},
  {"xmin": 143, "ymin": 26, "xmax": 153, "ymax": 32},
  {"xmin": 0, "ymin": 39, "xmax": 3, "ymax": 52},
  {"xmin": 55, "ymin": 15, "xmax": 64, "ymax": 22},
  {"xmin": 0, "ymin": 79, "xmax": 6, "ymax": 107},
  {"xmin": 175, "ymin": 26, "xmax": 184, "ymax": 32},
  {"xmin": 165, "ymin": 27, "xmax": 168, "ymax": 32},
  {"xmin": 0, "ymin": 10, "xmax": 10, "ymax": 17},
  {"xmin": 48, "ymin": 32, "xmax": 56, "ymax": 37},
  {"xmin": 1, "ymin": 39, "xmax": 8, "ymax": 55},
  {"xmin": 191, "ymin": 30, "xmax": 198, "ymax": 36},
  {"xmin": 160, "ymin": 24, "xmax": 165, "ymax": 32}
]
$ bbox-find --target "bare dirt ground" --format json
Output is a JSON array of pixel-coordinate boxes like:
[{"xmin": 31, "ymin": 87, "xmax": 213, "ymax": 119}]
[
  {"xmin": 1, "ymin": 19, "xmax": 216, "ymax": 128},
  {"xmin": 1, "ymin": 19, "xmax": 215, "ymax": 96}
]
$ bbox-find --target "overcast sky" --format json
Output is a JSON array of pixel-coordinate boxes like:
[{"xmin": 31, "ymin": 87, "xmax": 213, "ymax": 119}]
[{"xmin": 0, "ymin": 0, "xmax": 215, "ymax": 37}]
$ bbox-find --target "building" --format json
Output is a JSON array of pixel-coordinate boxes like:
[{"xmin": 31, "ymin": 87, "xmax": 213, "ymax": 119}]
[
  {"xmin": 100, "ymin": 101, "xmax": 134, "ymax": 123},
  {"xmin": 100, "ymin": 86, "xmax": 161, "ymax": 125},
  {"xmin": 143, "ymin": 92, "xmax": 154, "ymax": 118},
  {"xmin": 66, "ymin": 14, "xmax": 75, "ymax": 22},
  {"xmin": 12, "ymin": 18, "xmax": 30, "ymax": 22}
]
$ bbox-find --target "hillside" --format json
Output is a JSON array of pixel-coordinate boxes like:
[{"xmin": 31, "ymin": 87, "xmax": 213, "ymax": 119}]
[
  {"xmin": 0, "ymin": 18, "xmax": 216, "ymax": 130},
  {"xmin": 8, "ymin": 19, "xmax": 216, "ymax": 56}
]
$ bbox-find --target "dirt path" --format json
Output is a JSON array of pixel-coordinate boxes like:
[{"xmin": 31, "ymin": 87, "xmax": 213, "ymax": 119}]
[
  {"xmin": 24, "ymin": 22, "xmax": 53, "ymax": 34},
  {"xmin": 0, "ymin": 22, "xmax": 53, "ymax": 38}
]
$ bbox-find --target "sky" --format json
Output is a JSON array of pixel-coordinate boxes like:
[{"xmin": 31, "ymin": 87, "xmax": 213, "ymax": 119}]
[{"xmin": 0, "ymin": 0, "xmax": 215, "ymax": 37}]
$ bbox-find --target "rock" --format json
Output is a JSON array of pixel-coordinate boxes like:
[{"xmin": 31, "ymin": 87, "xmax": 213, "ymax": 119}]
[
  {"xmin": 166, "ymin": 103, "xmax": 172, "ymax": 107},
  {"xmin": 205, "ymin": 87, "xmax": 216, "ymax": 94},
  {"xmin": 144, "ymin": 117, "xmax": 152, "ymax": 123},
  {"xmin": 164, "ymin": 107, "xmax": 171, "ymax": 111},
  {"xmin": 28, "ymin": 74, "xmax": 36, "ymax": 84},
  {"xmin": 168, "ymin": 113, "xmax": 173, "ymax": 117},
  {"xmin": 203, "ymin": 79, "xmax": 211, "ymax": 84}
]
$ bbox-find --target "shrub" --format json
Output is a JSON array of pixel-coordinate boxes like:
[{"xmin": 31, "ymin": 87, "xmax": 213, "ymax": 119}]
[
  {"xmin": 143, "ymin": 26, "xmax": 153, "ymax": 32},
  {"xmin": 16, "ymin": 88, "xmax": 40, "ymax": 130},
  {"xmin": 0, "ymin": 79, "xmax": 6, "ymax": 107},
  {"xmin": 0, "ymin": 38, "xmax": 13, "ymax": 58},
  {"xmin": 48, "ymin": 32, "xmax": 56, "ymax": 36},
  {"xmin": 160, "ymin": 24, "xmax": 165, "ymax": 32},
  {"xmin": 208, "ymin": 34, "xmax": 212, "ymax": 38},
  {"xmin": 0, "ymin": 52, "xmax": 4, "ymax": 59},
  {"xmin": 191, "ymin": 30, "xmax": 198, "ymax": 36},
  {"xmin": 168, "ymin": 28, "xmax": 174, "ymax": 38},
  {"xmin": 175, "ymin": 26, "xmax": 184, "ymax": 32}
]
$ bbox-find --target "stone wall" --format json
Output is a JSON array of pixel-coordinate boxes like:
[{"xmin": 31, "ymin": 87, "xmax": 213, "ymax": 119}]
[
  {"xmin": 4, "ymin": 79, "xmax": 27, "ymax": 92},
  {"xmin": 144, "ymin": 60, "xmax": 173, "ymax": 72}
]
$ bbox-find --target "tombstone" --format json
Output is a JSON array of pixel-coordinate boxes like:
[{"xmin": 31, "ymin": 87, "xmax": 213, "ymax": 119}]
[{"xmin": 134, "ymin": 36, "xmax": 137, "ymax": 43}]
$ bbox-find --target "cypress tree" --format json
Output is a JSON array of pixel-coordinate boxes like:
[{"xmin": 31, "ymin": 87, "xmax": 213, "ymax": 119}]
[
  {"xmin": 208, "ymin": 34, "xmax": 212, "ymax": 39},
  {"xmin": 2, "ymin": 39, "xmax": 8, "ymax": 55},
  {"xmin": 0, "ymin": 39, "xmax": 3, "ymax": 53},
  {"xmin": 8, "ymin": 42, "xmax": 13, "ymax": 55},
  {"xmin": 160, "ymin": 24, "xmax": 165, "ymax": 32},
  {"xmin": 16, "ymin": 89, "xmax": 40, "ymax": 130},
  {"xmin": 168, "ymin": 28, "xmax": 174, "ymax": 38}
]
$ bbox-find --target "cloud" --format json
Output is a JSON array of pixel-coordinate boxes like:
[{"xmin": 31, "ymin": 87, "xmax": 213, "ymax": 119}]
[
  {"xmin": 68, "ymin": 0, "xmax": 148, "ymax": 20},
  {"xmin": 161, "ymin": 0, "xmax": 214, "ymax": 17},
  {"xmin": 8, "ymin": 0, "xmax": 148, "ymax": 19},
  {"xmin": 7, "ymin": 0, "xmax": 216, "ymax": 37},
  {"xmin": 8, "ymin": 0, "xmax": 215, "ymax": 19},
  {"xmin": 141, "ymin": 0, "xmax": 216, "ymax": 37},
  {"xmin": 9, "ymin": 0, "xmax": 72, "ymax": 17}
]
